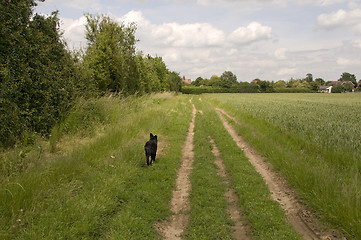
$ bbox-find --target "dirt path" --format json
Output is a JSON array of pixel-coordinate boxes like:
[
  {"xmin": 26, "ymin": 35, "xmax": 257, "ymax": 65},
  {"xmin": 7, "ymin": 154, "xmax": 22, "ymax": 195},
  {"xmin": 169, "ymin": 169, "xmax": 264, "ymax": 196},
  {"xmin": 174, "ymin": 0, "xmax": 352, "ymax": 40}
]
[
  {"xmin": 216, "ymin": 108, "xmax": 345, "ymax": 240},
  {"xmin": 155, "ymin": 99, "xmax": 197, "ymax": 239},
  {"xmin": 209, "ymin": 137, "xmax": 252, "ymax": 240}
]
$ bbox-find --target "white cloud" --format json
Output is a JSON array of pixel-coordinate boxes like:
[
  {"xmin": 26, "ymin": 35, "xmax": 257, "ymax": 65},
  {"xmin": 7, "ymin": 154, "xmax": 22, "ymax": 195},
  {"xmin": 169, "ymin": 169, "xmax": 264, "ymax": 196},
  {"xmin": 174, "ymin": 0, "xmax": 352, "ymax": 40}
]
[
  {"xmin": 229, "ymin": 22, "xmax": 272, "ymax": 45},
  {"xmin": 197, "ymin": 0, "xmax": 346, "ymax": 7},
  {"xmin": 274, "ymin": 48, "xmax": 288, "ymax": 60},
  {"xmin": 157, "ymin": 22, "xmax": 226, "ymax": 47},
  {"xmin": 351, "ymin": 39, "xmax": 361, "ymax": 49},
  {"xmin": 121, "ymin": 11, "xmax": 226, "ymax": 48},
  {"xmin": 120, "ymin": 10, "xmax": 146, "ymax": 25},
  {"xmin": 121, "ymin": 11, "xmax": 271, "ymax": 48},
  {"xmin": 60, "ymin": 16, "xmax": 87, "ymax": 49},
  {"xmin": 317, "ymin": 6, "xmax": 361, "ymax": 34},
  {"xmin": 277, "ymin": 67, "xmax": 298, "ymax": 76},
  {"xmin": 300, "ymin": 0, "xmax": 346, "ymax": 6},
  {"xmin": 336, "ymin": 57, "xmax": 361, "ymax": 66}
]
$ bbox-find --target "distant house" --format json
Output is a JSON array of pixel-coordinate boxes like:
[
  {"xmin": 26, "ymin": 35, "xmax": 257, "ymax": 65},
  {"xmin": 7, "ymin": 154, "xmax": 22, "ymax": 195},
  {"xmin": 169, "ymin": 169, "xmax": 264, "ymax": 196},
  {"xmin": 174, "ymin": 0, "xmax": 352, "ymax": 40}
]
[
  {"xmin": 328, "ymin": 80, "xmax": 355, "ymax": 88},
  {"xmin": 182, "ymin": 76, "xmax": 191, "ymax": 85},
  {"xmin": 326, "ymin": 80, "xmax": 355, "ymax": 92},
  {"xmin": 319, "ymin": 85, "xmax": 332, "ymax": 93}
]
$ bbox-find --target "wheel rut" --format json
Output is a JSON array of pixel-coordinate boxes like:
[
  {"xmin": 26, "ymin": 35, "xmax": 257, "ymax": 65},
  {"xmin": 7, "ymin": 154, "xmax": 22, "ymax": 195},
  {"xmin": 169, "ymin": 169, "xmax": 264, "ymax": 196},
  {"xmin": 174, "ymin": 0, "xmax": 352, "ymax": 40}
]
[
  {"xmin": 209, "ymin": 136, "xmax": 252, "ymax": 240},
  {"xmin": 155, "ymin": 99, "xmax": 197, "ymax": 239},
  {"xmin": 216, "ymin": 108, "xmax": 346, "ymax": 240}
]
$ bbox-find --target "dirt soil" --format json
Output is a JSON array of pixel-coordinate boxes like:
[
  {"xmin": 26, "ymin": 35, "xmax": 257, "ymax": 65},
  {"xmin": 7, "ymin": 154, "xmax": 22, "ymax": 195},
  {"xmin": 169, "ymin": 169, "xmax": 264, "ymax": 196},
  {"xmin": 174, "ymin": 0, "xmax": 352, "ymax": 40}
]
[
  {"xmin": 155, "ymin": 99, "xmax": 197, "ymax": 239},
  {"xmin": 209, "ymin": 137, "xmax": 252, "ymax": 240},
  {"xmin": 216, "ymin": 108, "xmax": 346, "ymax": 240}
]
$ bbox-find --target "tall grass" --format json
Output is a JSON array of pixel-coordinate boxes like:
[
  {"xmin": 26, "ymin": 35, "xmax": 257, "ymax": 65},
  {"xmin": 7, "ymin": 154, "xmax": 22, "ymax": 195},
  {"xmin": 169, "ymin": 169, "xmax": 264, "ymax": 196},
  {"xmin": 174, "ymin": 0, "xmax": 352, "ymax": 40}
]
[
  {"xmin": 205, "ymin": 93, "xmax": 361, "ymax": 239},
  {"xmin": 0, "ymin": 93, "xmax": 192, "ymax": 239}
]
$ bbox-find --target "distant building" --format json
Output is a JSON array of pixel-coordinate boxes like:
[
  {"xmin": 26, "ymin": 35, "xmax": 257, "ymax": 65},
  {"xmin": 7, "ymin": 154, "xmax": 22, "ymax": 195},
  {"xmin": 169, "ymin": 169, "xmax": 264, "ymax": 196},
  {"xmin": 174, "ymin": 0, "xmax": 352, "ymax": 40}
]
[
  {"xmin": 327, "ymin": 80, "xmax": 355, "ymax": 92},
  {"xmin": 182, "ymin": 76, "xmax": 191, "ymax": 85},
  {"xmin": 328, "ymin": 80, "xmax": 355, "ymax": 88},
  {"xmin": 319, "ymin": 85, "xmax": 332, "ymax": 93}
]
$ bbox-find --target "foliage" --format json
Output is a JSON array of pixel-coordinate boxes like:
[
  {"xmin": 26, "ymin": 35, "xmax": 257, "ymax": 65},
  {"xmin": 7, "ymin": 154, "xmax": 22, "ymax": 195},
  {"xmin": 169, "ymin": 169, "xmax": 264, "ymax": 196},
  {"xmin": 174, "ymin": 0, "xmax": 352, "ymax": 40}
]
[
  {"xmin": 192, "ymin": 77, "xmax": 204, "ymax": 86},
  {"xmin": 331, "ymin": 84, "xmax": 345, "ymax": 93},
  {"xmin": 338, "ymin": 72, "xmax": 357, "ymax": 86},
  {"xmin": 305, "ymin": 73, "xmax": 313, "ymax": 82},
  {"xmin": 84, "ymin": 14, "xmax": 137, "ymax": 93},
  {"xmin": 0, "ymin": 1, "xmax": 81, "ymax": 148},
  {"xmin": 0, "ymin": 6, "xmax": 181, "ymax": 148},
  {"xmin": 220, "ymin": 71, "xmax": 238, "ymax": 88},
  {"xmin": 182, "ymin": 84, "xmax": 259, "ymax": 94},
  {"xmin": 315, "ymin": 78, "xmax": 325, "ymax": 85},
  {"xmin": 84, "ymin": 14, "xmax": 181, "ymax": 95}
]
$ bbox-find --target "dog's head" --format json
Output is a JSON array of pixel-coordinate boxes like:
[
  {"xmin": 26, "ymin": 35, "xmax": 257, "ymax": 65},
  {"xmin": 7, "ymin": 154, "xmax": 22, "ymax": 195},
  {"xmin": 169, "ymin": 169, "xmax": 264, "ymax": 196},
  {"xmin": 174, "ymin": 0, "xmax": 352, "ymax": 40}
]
[{"xmin": 150, "ymin": 133, "xmax": 157, "ymax": 142}]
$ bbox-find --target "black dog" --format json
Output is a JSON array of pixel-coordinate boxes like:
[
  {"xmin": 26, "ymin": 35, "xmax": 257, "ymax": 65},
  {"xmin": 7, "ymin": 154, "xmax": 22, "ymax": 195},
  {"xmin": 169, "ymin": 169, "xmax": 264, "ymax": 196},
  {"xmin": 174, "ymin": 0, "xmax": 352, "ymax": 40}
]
[{"xmin": 144, "ymin": 133, "xmax": 157, "ymax": 166}]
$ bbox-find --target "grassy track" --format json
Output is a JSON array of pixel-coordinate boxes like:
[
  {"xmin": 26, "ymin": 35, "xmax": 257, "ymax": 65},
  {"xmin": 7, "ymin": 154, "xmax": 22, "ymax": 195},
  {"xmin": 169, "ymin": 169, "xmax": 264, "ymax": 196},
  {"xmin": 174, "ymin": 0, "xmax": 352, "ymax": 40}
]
[
  {"xmin": 186, "ymin": 99, "xmax": 232, "ymax": 239},
  {"xmin": 189, "ymin": 97, "xmax": 301, "ymax": 239},
  {"xmin": 0, "ymin": 93, "xmax": 192, "ymax": 239},
  {"xmin": 1, "ymin": 92, "xmax": 356, "ymax": 239},
  {"xmin": 205, "ymin": 93, "xmax": 361, "ymax": 239}
]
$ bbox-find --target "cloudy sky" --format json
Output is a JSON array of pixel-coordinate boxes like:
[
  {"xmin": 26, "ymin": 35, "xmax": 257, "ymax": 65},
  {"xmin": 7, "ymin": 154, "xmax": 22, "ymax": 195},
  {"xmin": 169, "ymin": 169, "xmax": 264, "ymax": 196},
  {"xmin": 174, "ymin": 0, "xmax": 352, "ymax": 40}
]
[{"xmin": 36, "ymin": 0, "xmax": 361, "ymax": 82}]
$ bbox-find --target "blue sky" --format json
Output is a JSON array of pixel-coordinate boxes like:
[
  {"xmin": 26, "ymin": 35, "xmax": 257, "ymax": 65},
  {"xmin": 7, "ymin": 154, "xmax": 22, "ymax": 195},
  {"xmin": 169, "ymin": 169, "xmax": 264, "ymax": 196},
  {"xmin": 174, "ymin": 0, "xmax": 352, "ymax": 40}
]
[{"xmin": 36, "ymin": 0, "xmax": 361, "ymax": 82}]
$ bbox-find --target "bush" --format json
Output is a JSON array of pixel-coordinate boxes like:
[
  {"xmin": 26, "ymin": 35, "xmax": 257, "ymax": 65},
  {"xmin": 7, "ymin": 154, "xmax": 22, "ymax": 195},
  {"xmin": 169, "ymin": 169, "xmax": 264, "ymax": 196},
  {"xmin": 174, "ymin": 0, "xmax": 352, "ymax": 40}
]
[
  {"xmin": 181, "ymin": 84, "xmax": 259, "ymax": 94},
  {"xmin": 331, "ymin": 85, "xmax": 345, "ymax": 93},
  {"xmin": 0, "ymin": 98, "xmax": 22, "ymax": 148},
  {"xmin": 274, "ymin": 88, "xmax": 312, "ymax": 93},
  {"xmin": 49, "ymin": 98, "xmax": 110, "ymax": 151}
]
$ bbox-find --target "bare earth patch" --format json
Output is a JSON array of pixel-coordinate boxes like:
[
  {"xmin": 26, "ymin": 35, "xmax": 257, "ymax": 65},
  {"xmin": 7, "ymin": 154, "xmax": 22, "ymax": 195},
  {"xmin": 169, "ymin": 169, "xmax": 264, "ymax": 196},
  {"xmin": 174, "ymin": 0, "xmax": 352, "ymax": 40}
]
[
  {"xmin": 209, "ymin": 137, "xmax": 252, "ymax": 240},
  {"xmin": 216, "ymin": 108, "xmax": 346, "ymax": 240},
  {"xmin": 155, "ymin": 99, "xmax": 197, "ymax": 239}
]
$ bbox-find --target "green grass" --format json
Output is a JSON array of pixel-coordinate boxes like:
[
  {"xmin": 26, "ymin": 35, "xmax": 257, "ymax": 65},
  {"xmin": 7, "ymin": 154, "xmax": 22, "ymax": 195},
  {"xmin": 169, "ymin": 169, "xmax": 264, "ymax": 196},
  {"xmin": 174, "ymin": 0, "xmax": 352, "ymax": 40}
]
[
  {"xmin": 205, "ymin": 93, "xmax": 361, "ymax": 239},
  {"xmin": 0, "ymin": 93, "xmax": 192, "ymax": 239},
  {"xmin": 3, "ymin": 92, "xmax": 356, "ymax": 239},
  {"xmin": 191, "ymin": 97, "xmax": 301, "ymax": 240},
  {"xmin": 186, "ymin": 99, "xmax": 232, "ymax": 239}
]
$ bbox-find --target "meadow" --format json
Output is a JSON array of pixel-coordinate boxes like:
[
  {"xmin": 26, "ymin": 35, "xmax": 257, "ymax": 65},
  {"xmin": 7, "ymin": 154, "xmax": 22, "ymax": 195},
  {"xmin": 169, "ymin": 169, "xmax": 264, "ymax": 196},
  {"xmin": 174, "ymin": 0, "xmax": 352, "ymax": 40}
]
[
  {"xmin": 0, "ymin": 93, "xmax": 192, "ymax": 239},
  {"xmin": 1, "ymin": 92, "xmax": 359, "ymax": 239},
  {"xmin": 205, "ymin": 93, "xmax": 361, "ymax": 238}
]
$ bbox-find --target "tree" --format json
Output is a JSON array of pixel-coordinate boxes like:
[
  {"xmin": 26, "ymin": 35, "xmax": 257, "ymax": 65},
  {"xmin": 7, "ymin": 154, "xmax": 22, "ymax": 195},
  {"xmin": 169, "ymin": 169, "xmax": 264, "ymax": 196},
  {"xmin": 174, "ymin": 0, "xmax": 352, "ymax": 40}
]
[
  {"xmin": 275, "ymin": 80, "xmax": 287, "ymax": 88},
  {"xmin": 208, "ymin": 75, "xmax": 221, "ymax": 87},
  {"xmin": 332, "ymin": 84, "xmax": 345, "ymax": 93},
  {"xmin": 192, "ymin": 77, "xmax": 204, "ymax": 86},
  {"xmin": 338, "ymin": 72, "xmax": 357, "ymax": 86},
  {"xmin": 305, "ymin": 73, "xmax": 313, "ymax": 83},
  {"xmin": 168, "ymin": 71, "xmax": 182, "ymax": 92},
  {"xmin": 315, "ymin": 78, "xmax": 325, "ymax": 86},
  {"xmin": 257, "ymin": 80, "xmax": 274, "ymax": 93},
  {"xmin": 220, "ymin": 71, "xmax": 238, "ymax": 88},
  {"xmin": 84, "ymin": 14, "xmax": 137, "ymax": 93},
  {"xmin": 0, "ymin": 1, "xmax": 78, "ymax": 147}
]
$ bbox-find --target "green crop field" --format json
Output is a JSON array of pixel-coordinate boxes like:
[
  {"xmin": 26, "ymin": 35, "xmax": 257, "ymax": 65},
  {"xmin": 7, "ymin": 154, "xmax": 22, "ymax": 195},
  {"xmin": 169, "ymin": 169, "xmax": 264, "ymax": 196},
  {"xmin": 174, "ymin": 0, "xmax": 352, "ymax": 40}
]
[
  {"xmin": 205, "ymin": 93, "xmax": 361, "ymax": 238},
  {"xmin": 1, "ymin": 93, "xmax": 360, "ymax": 239}
]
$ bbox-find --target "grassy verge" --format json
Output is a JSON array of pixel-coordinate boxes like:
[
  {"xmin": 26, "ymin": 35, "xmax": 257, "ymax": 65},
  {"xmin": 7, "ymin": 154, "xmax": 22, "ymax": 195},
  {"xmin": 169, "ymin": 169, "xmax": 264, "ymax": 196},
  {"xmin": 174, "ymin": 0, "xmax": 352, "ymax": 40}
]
[
  {"xmin": 0, "ymin": 93, "xmax": 192, "ymax": 239},
  {"xmin": 192, "ymin": 98, "xmax": 301, "ymax": 240},
  {"xmin": 186, "ymin": 98, "xmax": 232, "ymax": 239},
  {"xmin": 205, "ymin": 93, "xmax": 360, "ymax": 239}
]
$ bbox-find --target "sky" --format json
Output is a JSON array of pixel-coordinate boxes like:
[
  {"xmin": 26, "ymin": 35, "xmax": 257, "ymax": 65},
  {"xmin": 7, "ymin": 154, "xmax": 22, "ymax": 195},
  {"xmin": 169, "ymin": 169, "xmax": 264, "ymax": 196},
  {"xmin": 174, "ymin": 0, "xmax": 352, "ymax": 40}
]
[{"xmin": 35, "ymin": 0, "xmax": 361, "ymax": 82}]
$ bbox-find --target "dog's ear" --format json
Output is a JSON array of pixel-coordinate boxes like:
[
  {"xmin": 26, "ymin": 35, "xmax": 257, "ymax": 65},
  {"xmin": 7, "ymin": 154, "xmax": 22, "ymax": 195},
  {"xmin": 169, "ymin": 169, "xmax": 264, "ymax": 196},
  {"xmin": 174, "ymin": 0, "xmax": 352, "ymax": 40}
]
[
  {"xmin": 150, "ymin": 133, "xmax": 153, "ymax": 138},
  {"xmin": 155, "ymin": 135, "xmax": 157, "ymax": 140}
]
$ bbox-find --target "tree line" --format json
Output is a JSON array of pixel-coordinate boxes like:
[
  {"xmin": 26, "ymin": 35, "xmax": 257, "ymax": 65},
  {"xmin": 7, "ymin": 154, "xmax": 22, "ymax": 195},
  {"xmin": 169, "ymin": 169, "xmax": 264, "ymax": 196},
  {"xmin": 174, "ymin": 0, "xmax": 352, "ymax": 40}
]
[
  {"xmin": 183, "ymin": 71, "xmax": 360, "ymax": 94},
  {"xmin": 0, "ymin": 0, "xmax": 182, "ymax": 148}
]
